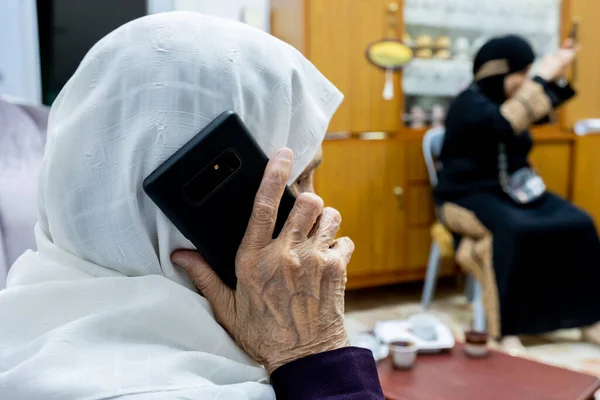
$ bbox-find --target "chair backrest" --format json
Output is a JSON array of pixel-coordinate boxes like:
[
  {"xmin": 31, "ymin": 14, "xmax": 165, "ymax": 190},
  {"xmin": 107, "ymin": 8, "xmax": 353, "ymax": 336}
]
[{"xmin": 422, "ymin": 126, "xmax": 445, "ymax": 187}]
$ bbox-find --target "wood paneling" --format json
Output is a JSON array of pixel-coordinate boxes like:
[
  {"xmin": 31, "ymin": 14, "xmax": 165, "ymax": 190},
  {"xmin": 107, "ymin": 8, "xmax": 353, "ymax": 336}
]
[
  {"xmin": 315, "ymin": 139, "xmax": 406, "ymax": 282},
  {"xmin": 529, "ymin": 141, "xmax": 572, "ymax": 198},
  {"xmin": 348, "ymin": 0, "xmax": 403, "ymax": 133},
  {"xmin": 406, "ymin": 184, "xmax": 435, "ymax": 226},
  {"xmin": 270, "ymin": 0, "xmax": 306, "ymax": 53},
  {"xmin": 406, "ymin": 227, "xmax": 430, "ymax": 269},
  {"xmin": 562, "ymin": 0, "xmax": 600, "ymax": 129},
  {"xmin": 306, "ymin": 0, "xmax": 353, "ymax": 132},
  {"xmin": 572, "ymin": 135, "xmax": 600, "ymax": 231},
  {"xmin": 345, "ymin": 269, "xmax": 428, "ymax": 290},
  {"xmin": 276, "ymin": 0, "xmax": 404, "ymax": 133},
  {"xmin": 406, "ymin": 139, "xmax": 429, "ymax": 182}
]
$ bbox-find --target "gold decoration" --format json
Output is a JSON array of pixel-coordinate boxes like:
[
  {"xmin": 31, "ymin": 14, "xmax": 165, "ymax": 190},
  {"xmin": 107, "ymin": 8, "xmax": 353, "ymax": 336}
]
[
  {"xmin": 434, "ymin": 49, "xmax": 452, "ymax": 60},
  {"xmin": 434, "ymin": 36, "xmax": 451, "ymax": 49},
  {"xmin": 415, "ymin": 48, "xmax": 433, "ymax": 59},
  {"xmin": 365, "ymin": 39, "xmax": 413, "ymax": 70},
  {"xmin": 415, "ymin": 34, "xmax": 433, "ymax": 48}
]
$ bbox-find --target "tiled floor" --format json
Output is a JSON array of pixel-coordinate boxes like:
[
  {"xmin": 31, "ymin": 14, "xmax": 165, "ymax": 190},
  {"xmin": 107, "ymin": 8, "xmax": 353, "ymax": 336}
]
[{"xmin": 344, "ymin": 281, "xmax": 600, "ymax": 397}]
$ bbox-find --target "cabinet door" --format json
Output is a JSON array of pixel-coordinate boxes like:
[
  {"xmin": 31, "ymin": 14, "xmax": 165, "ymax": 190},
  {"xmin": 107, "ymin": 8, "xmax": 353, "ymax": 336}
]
[
  {"xmin": 308, "ymin": 0, "xmax": 403, "ymax": 133},
  {"xmin": 529, "ymin": 141, "xmax": 573, "ymax": 199},
  {"xmin": 562, "ymin": 0, "xmax": 600, "ymax": 129},
  {"xmin": 347, "ymin": 0, "xmax": 403, "ymax": 133},
  {"xmin": 315, "ymin": 139, "xmax": 406, "ymax": 285},
  {"xmin": 307, "ymin": 0, "xmax": 353, "ymax": 132},
  {"xmin": 572, "ymin": 136, "xmax": 600, "ymax": 232}
]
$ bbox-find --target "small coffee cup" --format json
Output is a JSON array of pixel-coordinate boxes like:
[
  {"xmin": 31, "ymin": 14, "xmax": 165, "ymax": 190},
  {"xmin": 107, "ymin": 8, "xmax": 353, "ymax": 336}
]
[
  {"xmin": 464, "ymin": 330, "xmax": 489, "ymax": 358},
  {"xmin": 389, "ymin": 340, "xmax": 417, "ymax": 369}
]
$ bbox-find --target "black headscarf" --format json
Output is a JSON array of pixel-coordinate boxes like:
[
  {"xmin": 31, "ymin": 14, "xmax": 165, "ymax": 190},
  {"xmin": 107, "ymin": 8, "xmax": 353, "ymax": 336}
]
[{"xmin": 473, "ymin": 35, "xmax": 535, "ymax": 104}]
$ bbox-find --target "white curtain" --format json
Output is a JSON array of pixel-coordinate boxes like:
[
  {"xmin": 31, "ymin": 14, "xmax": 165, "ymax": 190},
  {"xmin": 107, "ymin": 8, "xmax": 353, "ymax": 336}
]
[
  {"xmin": 0, "ymin": 0, "xmax": 41, "ymax": 105},
  {"xmin": 173, "ymin": 0, "xmax": 270, "ymax": 31}
]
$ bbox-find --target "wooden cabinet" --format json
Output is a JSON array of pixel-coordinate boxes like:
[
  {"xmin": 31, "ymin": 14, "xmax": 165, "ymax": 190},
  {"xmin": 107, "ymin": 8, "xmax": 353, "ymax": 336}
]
[
  {"xmin": 316, "ymin": 135, "xmax": 457, "ymax": 289},
  {"xmin": 561, "ymin": 0, "xmax": 600, "ymax": 130},
  {"xmin": 572, "ymin": 136, "xmax": 600, "ymax": 231},
  {"xmin": 273, "ymin": 0, "xmax": 403, "ymax": 133},
  {"xmin": 305, "ymin": 0, "xmax": 353, "ymax": 131},
  {"xmin": 529, "ymin": 129, "xmax": 574, "ymax": 199},
  {"xmin": 316, "ymin": 138, "xmax": 407, "ymax": 288},
  {"xmin": 316, "ymin": 130, "xmax": 576, "ymax": 288}
]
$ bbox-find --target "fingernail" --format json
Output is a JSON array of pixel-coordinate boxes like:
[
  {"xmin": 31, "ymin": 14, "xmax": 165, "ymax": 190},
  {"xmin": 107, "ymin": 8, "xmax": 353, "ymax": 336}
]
[
  {"xmin": 276, "ymin": 148, "xmax": 293, "ymax": 162},
  {"xmin": 172, "ymin": 256, "xmax": 189, "ymax": 268}
]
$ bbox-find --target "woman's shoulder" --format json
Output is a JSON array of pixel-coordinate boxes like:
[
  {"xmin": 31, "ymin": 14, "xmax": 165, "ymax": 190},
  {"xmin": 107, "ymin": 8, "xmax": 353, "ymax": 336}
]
[
  {"xmin": 450, "ymin": 86, "xmax": 491, "ymax": 110},
  {"xmin": 446, "ymin": 86, "xmax": 497, "ymax": 127}
]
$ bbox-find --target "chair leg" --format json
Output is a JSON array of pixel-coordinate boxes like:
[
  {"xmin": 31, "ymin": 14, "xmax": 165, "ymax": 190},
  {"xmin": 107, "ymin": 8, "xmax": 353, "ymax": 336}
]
[
  {"xmin": 421, "ymin": 242, "xmax": 441, "ymax": 310},
  {"xmin": 465, "ymin": 274, "xmax": 476, "ymax": 303},
  {"xmin": 472, "ymin": 281, "xmax": 486, "ymax": 332}
]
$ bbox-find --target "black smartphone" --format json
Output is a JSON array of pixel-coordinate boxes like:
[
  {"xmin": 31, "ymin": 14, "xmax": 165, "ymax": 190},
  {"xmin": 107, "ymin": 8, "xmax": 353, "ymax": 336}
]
[{"xmin": 143, "ymin": 111, "xmax": 296, "ymax": 289}]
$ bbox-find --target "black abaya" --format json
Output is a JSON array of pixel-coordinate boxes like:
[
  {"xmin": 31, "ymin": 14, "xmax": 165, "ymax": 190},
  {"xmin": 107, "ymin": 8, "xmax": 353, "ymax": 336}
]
[
  {"xmin": 445, "ymin": 189, "xmax": 600, "ymax": 336},
  {"xmin": 434, "ymin": 35, "xmax": 600, "ymax": 336}
]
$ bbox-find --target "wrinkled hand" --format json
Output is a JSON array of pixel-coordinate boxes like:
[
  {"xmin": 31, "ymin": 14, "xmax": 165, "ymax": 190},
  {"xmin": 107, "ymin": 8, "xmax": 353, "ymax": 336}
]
[
  {"xmin": 172, "ymin": 148, "xmax": 354, "ymax": 374},
  {"xmin": 536, "ymin": 39, "xmax": 580, "ymax": 82}
]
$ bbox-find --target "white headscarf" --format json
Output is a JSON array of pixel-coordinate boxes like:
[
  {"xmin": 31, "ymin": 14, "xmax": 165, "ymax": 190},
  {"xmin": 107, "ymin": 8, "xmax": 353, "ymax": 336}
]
[{"xmin": 0, "ymin": 12, "xmax": 342, "ymax": 400}]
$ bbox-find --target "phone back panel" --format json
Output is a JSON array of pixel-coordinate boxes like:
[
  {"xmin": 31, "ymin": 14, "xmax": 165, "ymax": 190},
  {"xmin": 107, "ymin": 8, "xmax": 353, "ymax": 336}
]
[{"xmin": 143, "ymin": 111, "xmax": 296, "ymax": 289}]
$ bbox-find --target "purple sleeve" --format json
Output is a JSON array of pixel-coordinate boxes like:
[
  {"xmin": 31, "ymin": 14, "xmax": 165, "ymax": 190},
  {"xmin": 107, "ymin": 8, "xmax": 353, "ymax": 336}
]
[{"xmin": 271, "ymin": 347, "xmax": 384, "ymax": 400}]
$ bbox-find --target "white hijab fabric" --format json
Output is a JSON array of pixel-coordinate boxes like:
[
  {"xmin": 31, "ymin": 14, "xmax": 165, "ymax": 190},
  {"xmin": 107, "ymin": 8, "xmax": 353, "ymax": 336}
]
[
  {"xmin": 0, "ymin": 12, "xmax": 342, "ymax": 400},
  {"xmin": 0, "ymin": 98, "xmax": 47, "ymax": 289}
]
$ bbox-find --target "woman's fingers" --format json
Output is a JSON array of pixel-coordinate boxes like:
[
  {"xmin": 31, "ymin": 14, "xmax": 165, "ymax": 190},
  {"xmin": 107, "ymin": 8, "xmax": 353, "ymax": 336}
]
[
  {"xmin": 313, "ymin": 207, "xmax": 342, "ymax": 247},
  {"xmin": 171, "ymin": 250, "xmax": 235, "ymax": 328},
  {"xmin": 557, "ymin": 44, "xmax": 580, "ymax": 70},
  {"xmin": 242, "ymin": 148, "xmax": 294, "ymax": 249},
  {"xmin": 280, "ymin": 193, "xmax": 324, "ymax": 239},
  {"xmin": 562, "ymin": 38, "xmax": 575, "ymax": 49},
  {"xmin": 329, "ymin": 236, "xmax": 355, "ymax": 266}
]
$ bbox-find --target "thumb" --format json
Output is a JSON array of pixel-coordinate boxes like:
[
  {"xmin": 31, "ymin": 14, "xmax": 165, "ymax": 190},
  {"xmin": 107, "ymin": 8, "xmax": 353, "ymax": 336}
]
[{"xmin": 171, "ymin": 250, "xmax": 235, "ymax": 327}]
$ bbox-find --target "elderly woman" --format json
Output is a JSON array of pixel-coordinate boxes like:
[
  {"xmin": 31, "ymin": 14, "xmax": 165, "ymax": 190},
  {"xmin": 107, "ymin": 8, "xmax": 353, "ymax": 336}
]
[
  {"xmin": 435, "ymin": 35, "xmax": 600, "ymax": 346},
  {"xmin": 0, "ymin": 13, "xmax": 383, "ymax": 399},
  {"xmin": 0, "ymin": 97, "xmax": 48, "ymax": 289}
]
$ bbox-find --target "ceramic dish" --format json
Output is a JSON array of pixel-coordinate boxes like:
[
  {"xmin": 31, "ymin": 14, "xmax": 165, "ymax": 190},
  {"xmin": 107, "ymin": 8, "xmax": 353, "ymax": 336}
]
[
  {"xmin": 349, "ymin": 332, "xmax": 390, "ymax": 361},
  {"xmin": 374, "ymin": 318, "xmax": 455, "ymax": 353}
]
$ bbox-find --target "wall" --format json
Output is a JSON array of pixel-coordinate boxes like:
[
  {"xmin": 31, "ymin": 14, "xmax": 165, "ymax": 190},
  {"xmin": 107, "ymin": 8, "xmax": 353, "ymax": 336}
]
[
  {"xmin": 148, "ymin": 0, "xmax": 270, "ymax": 31},
  {"xmin": 0, "ymin": 0, "xmax": 41, "ymax": 104}
]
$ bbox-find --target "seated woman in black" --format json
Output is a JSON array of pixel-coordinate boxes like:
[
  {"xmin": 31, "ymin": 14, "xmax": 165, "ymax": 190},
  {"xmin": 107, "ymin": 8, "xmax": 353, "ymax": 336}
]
[{"xmin": 434, "ymin": 35, "xmax": 600, "ymax": 348}]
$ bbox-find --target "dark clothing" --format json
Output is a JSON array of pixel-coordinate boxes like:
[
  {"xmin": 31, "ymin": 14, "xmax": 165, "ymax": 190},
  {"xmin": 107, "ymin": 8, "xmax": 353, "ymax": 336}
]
[
  {"xmin": 434, "ymin": 35, "xmax": 600, "ymax": 336},
  {"xmin": 272, "ymin": 347, "xmax": 384, "ymax": 400},
  {"xmin": 435, "ymin": 86, "xmax": 533, "ymax": 200},
  {"xmin": 473, "ymin": 35, "xmax": 536, "ymax": 104},
  {"xmin": 435, "ymin": 78, "xmax": 575, "ymax": 201},
  {"xmin": 440, "ymin": 190, "xmax": 600, "ymax": 336}
]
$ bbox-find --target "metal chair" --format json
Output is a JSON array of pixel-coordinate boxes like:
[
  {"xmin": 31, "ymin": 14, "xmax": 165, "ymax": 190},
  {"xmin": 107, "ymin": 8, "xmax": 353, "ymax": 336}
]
[{"xmin": 420, "ymin": 127, "xmax": 486, "ymax": 331}]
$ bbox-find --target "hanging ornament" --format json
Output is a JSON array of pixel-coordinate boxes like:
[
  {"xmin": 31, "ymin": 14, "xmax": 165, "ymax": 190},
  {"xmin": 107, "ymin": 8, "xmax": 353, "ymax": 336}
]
[
  {"xmin": 366, "ymin": 39, "xmax": 413, "ymax": 70},
  {"xmin": 364, "ymin": 2, "xmax": 413, "ymax": 101},
  {"xmin": 382, "ymin": 68, "xmax": 394, "ymax": 100}
]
